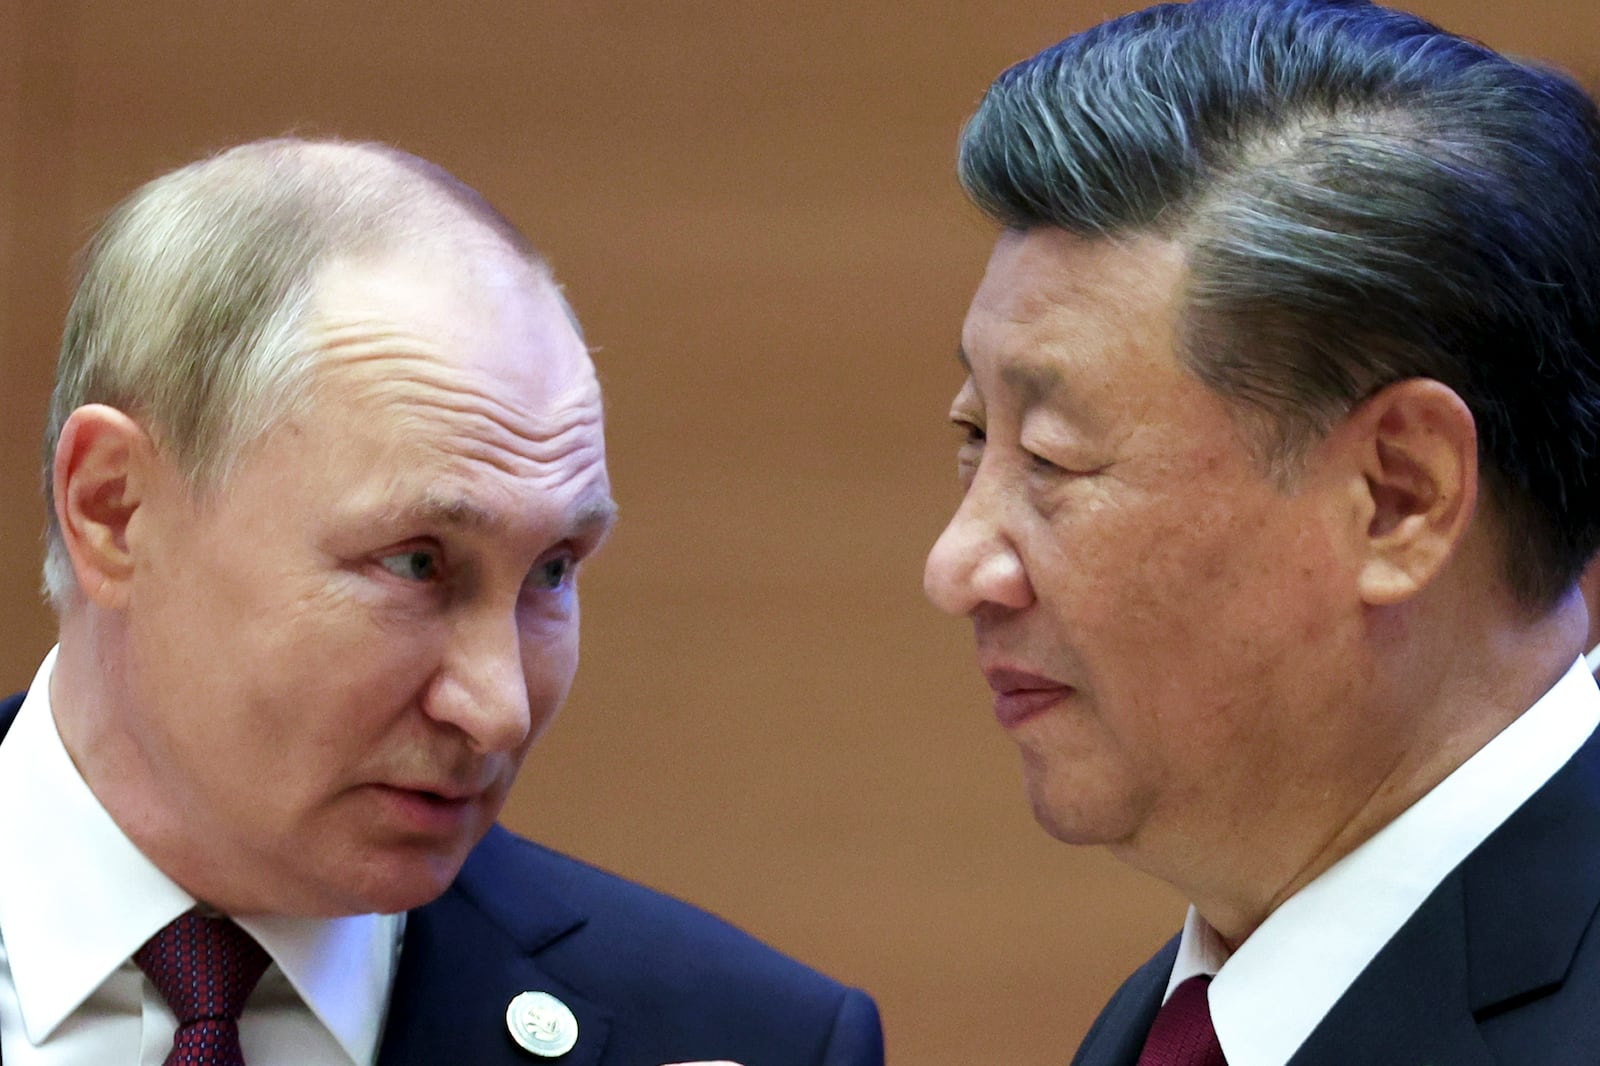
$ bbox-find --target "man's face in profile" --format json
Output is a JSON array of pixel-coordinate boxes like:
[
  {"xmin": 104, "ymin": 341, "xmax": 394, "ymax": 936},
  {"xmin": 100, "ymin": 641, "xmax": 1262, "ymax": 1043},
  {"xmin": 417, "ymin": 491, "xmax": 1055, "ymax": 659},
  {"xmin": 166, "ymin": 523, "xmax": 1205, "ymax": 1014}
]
[
  {"xmin": 924, "ymin": 228, "xmax": 1365, "ymax": 865},
  {"xmin": 111, "ymin": 243, "xmax": 615, "ymax": 916}
]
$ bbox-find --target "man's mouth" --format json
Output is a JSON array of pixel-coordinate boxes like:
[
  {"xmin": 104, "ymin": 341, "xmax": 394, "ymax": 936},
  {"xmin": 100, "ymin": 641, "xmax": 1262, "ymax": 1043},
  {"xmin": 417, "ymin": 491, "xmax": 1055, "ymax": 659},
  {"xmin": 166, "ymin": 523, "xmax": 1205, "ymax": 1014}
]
[{"xmin": 983, "ymin": 666, "xmax": 1074, "ymax": 728}]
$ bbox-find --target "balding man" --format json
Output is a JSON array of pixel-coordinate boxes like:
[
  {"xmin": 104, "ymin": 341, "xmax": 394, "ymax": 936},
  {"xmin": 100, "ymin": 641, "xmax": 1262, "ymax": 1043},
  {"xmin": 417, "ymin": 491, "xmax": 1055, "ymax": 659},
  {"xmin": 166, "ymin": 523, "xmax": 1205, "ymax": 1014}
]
[
  {"xmin": 1, "ymin": 139, "xmax": 882, "ymax": 1066},
  {"xmin": 925, "ymin": 1, "xmax": 1600, "ymax": 1063}
]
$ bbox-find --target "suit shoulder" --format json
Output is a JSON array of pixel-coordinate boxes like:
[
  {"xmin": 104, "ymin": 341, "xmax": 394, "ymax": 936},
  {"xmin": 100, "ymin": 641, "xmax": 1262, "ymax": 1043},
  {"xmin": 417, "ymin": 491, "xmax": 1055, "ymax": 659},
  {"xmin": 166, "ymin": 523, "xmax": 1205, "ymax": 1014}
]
[
  {"xmin": 461, "ymin": 826, "xmax": 860, "ymax": 1005},
  {"xmin": 389, "ymin": 828, "xmax": 883, "ymax": 1065}
]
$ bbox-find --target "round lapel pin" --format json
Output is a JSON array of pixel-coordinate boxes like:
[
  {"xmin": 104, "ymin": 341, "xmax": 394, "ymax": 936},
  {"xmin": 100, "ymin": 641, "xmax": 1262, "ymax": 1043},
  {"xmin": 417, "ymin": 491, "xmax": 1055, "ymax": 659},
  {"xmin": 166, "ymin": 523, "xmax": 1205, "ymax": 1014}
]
[{"xmin": 505, "ymin": 990, "xmax": 579, "ymax": 1057}]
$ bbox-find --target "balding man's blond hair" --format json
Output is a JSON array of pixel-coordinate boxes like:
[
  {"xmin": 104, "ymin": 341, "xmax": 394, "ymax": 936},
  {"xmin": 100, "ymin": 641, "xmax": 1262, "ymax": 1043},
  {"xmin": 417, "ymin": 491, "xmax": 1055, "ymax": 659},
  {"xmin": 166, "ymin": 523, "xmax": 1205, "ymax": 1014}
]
[{"xmin": 42, "ymin": 138, "xmax": 555, "ymax": 607}]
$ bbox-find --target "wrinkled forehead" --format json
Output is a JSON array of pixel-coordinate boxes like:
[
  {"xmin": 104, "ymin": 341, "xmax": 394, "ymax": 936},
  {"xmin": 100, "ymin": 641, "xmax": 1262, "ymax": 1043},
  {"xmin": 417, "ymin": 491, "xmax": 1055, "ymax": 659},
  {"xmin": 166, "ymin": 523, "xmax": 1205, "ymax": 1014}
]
[
  {"xmin": 274, "ymin": 244, "xmax": 609, "ymax": 510},
  {"xmin": 302, "ymin": 238, "xmax": 597, "ymax": 401}
]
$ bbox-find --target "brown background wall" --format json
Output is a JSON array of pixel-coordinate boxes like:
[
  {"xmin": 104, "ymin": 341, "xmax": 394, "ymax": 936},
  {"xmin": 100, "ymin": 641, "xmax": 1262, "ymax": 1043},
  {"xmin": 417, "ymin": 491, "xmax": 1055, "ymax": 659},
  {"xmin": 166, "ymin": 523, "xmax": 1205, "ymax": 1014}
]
[{"xmin": 1, "ymin": 3, "xmax": 1594, "ymax": 1062}]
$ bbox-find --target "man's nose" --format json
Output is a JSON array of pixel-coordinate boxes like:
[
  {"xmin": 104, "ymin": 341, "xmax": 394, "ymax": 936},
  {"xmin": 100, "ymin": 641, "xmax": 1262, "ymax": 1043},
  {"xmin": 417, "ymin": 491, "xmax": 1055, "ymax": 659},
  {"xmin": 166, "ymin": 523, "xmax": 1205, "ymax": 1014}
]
[
  {"xmin": 923, "ymin": 479, "xmax": 1034, "ymax": 617},
  {"xmin": 426, "ymin": 612, "xmax": 533, "ymax": 754}
]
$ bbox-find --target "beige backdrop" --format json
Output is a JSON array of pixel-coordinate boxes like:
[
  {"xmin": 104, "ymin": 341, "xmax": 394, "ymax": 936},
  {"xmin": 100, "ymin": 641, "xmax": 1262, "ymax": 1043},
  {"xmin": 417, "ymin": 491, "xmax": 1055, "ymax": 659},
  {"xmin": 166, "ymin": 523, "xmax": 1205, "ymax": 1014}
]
[{"xmin": 1, "ymin": 3, "xmax": 1594, "ymax": 1062}]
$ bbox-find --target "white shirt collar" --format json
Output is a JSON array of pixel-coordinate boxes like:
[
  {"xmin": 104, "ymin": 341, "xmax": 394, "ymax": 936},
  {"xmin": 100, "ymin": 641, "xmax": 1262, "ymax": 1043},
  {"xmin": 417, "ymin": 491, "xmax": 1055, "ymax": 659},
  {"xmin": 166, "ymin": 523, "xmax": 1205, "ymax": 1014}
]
[
  {"xmin": 1164, "ymin": 656, "xmax": 1600, "ymax": 1066},
  {"xmin": 0, "ymin": 647, "xmax": 401, "ymax": 1062}
]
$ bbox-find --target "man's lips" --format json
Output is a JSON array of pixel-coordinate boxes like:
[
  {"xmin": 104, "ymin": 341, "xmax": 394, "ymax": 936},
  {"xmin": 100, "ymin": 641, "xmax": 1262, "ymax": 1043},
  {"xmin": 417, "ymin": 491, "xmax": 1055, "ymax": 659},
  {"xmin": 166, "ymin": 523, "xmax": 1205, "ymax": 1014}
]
[
  {"xmin": 983, "ymin": 666, "xmax": 1073, "ymax": 728},
  {"xmin": 383, "ymin": 782, "xmax": 481, "ymax": 803},
  {"xmin": 366, "ymin": 782, "xmax": 490, "ymax": 836}
]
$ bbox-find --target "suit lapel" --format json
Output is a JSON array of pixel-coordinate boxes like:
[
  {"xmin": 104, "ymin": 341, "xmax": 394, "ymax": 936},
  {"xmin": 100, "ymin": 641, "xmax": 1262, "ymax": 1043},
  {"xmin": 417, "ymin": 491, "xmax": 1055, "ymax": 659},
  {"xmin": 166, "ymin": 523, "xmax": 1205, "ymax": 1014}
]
[
  {"xmin": 375, "ymin": 826, "xmax": 611, "ymax": 1066},
  {"xmin": 1287, "ymin": 875, "xmax": 1494, "ymax": 1066},
  {"xmin": 1459, "ymin": 724, "xmax": 1600, "ymax": 1017},
  {"xmin": 1291, "ymin": 724, "xmax": 1600, "ymax": 1066},
  {"xmin": 1071, "ymin": 938, "xmax": 1176, "ymax": 1066}
]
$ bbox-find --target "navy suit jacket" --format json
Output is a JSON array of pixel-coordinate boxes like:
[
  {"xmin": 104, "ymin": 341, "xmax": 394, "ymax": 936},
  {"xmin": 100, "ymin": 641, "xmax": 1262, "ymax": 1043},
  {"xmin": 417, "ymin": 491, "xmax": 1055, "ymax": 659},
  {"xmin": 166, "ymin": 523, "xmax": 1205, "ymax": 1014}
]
[
  {"xmin": 1072, "ymin": 722, "xmax": 1600, "ymax": 1066},
  {"xmin": 0, "ymin": 693, "xmax": 884, "ymax": 1066}
]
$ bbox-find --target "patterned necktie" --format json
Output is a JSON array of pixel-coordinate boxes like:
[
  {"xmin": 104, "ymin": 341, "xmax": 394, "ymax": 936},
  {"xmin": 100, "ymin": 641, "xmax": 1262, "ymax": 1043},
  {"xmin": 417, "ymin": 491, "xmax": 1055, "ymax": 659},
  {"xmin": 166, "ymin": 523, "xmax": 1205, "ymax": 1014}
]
[
  {"xmin": 133, "ymin": 911, "xmax": 272, "ymax": 1066},
  {"xmin": 1136, "ymin": 975, "xmax": 1227, "ymax": 1066}
]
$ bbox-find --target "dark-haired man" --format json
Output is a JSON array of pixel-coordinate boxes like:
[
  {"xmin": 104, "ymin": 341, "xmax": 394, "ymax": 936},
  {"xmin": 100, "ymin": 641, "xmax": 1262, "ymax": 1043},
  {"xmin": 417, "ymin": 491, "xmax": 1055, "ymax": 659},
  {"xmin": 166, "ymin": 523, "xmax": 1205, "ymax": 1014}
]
[
  {"xmin": 925, "ymin": 2, "xmax": 1600, "ymax": 1062},
  {"xmin": 1, "ymin": 138, "xmax": 882, "ymax": 1066}
]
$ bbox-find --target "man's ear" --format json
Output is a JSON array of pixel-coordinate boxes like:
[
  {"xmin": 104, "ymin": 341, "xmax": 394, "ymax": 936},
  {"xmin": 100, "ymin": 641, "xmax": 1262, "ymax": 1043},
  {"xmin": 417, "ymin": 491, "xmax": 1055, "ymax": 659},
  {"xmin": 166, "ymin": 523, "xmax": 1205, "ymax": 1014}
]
[
  {"xmin": 1335, "ymin": 379, "xmax": 1478, "ymax": 606},
  {"xmin": 52, "ymin": 404, "xmax": 160, "ymax": 609}
]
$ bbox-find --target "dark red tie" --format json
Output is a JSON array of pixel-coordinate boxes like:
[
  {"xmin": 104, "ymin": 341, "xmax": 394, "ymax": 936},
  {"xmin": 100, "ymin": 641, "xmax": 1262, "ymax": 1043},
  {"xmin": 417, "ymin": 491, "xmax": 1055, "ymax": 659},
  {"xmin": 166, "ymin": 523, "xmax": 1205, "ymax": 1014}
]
[
  {"xmin": 1136, "ymin": 975, "xmax": 1227, "ymax": 1066},
  {"xmin": 133, "ymin": 911, "xmax": 272, "ymax": 1066}
]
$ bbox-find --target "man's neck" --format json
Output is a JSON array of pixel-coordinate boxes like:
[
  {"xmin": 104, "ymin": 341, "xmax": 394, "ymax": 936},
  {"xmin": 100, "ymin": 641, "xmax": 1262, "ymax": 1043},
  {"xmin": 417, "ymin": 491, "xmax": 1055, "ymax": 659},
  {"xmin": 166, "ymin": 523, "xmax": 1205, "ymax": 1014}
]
[{"xmin": 1150, "ymin": 585, "xmax": 1588, "ymax": 949}]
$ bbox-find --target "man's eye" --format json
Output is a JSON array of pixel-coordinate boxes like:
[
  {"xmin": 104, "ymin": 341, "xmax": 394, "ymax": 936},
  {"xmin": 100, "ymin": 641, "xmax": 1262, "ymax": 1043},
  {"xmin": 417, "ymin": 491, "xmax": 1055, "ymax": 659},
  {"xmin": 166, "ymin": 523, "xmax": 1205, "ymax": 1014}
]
[
  {"xmin": 1027, "ymin": 450, "xmax": 1061, "ymax": 475},
  {"xmin": 379, "ymin": 549, "xmax": 441, "ymax": 582},
  {"xmin": 534, "ymin": 555, "xmax": 575, "ymax": 591}
]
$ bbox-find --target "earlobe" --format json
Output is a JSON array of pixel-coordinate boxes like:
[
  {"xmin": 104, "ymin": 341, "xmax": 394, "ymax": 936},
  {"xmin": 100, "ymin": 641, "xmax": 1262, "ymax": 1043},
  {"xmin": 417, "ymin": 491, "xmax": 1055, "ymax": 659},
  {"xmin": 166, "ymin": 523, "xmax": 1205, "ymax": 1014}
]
[
  {"xmin": 1349, "ymin": 379, "xmax": 1478, "ymax": 606},
  {"xmin": 53, "ymin": 404, "xmax": 156, "ymax": 609}
]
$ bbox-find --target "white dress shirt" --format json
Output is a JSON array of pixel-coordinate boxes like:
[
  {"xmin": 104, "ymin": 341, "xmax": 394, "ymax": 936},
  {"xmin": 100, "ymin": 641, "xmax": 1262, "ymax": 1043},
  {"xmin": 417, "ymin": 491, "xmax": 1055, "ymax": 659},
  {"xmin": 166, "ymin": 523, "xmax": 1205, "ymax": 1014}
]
[
  {"xmin": 0, "ymin": 648, "xmax": 404, "ymax": 1065},
  {"xmin": 1159, "ymin": 656, "xmax": 1600, "ymax": 1066}
]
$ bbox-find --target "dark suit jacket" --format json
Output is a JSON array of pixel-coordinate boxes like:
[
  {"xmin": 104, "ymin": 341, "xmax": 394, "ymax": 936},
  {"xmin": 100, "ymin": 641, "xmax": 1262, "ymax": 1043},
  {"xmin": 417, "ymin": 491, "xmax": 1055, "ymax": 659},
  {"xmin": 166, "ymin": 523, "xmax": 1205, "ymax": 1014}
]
[
  {"xmin": 1072, "ymin": 722, "xmax": 1600, "ymax": 1066},
  {"xmin": 0, "ymin": 692, "xmax": 884, "ymax": 1066}
]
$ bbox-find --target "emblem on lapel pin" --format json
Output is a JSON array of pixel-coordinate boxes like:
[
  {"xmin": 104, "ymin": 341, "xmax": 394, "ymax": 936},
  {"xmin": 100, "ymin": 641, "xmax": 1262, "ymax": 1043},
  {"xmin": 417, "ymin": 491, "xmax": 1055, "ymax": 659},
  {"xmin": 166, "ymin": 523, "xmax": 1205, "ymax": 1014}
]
[{"xmin": 506, "ymin": 991, "xmax": 579, "ymax": 1058}]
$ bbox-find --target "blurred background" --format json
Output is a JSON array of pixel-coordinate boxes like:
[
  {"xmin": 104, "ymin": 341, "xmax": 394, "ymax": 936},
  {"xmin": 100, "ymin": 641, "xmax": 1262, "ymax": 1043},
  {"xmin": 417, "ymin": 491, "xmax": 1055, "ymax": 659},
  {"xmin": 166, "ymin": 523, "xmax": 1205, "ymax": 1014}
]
[{"xmin": 1, "ymin": 2, "xmax": 1593, "ymax": 1061}]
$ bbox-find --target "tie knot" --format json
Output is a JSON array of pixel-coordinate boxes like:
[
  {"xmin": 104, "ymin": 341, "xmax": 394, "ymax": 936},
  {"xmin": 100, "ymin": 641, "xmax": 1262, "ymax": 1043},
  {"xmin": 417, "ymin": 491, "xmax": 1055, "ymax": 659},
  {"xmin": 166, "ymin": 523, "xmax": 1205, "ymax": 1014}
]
[
  {"xmin": 134, "ymin": 911, "xmax": 272, "ymax": 1025},
  {"xmin": 1137, "ymin": 975, "xmax": 1226, "ymax": 1066}
]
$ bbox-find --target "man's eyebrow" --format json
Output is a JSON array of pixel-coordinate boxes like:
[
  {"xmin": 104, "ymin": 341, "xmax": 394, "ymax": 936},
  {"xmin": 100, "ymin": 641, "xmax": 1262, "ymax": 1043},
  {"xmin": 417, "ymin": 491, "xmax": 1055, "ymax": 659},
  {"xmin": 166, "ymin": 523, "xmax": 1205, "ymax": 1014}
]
[
  {"xmin": 569, "ymin": 494, "xmax": 620, "ymax": 540},
  {"xmin": 956, "ymin": 344, "xmax": 1064, "ymax": 408},
  {"xmin": 387, "ymin": 492, "xmax": 618, "ymax": 540},
  {"xmin": 400, "ymin": 494, "xmax": 498, "ymax": 531},
  {"xmin": 1000, "ymin": 361, "xmax": 1063, "ymax": 408}
]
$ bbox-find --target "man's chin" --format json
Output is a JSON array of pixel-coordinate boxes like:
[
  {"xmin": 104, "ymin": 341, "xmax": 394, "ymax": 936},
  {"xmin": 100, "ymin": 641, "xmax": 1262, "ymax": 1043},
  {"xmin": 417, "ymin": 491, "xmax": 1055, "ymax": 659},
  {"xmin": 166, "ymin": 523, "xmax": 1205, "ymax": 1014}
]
[
  {"xmin": 283, "ymin": 842, "xmax": 480, "ymax": 917},
  {"xmin": 1024, "ymin": 773, "xmax": 1141, "ymax": 849},
  {"xmin": 363, "ymin": 847, "xmax": 482, "ymax": 914}
]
